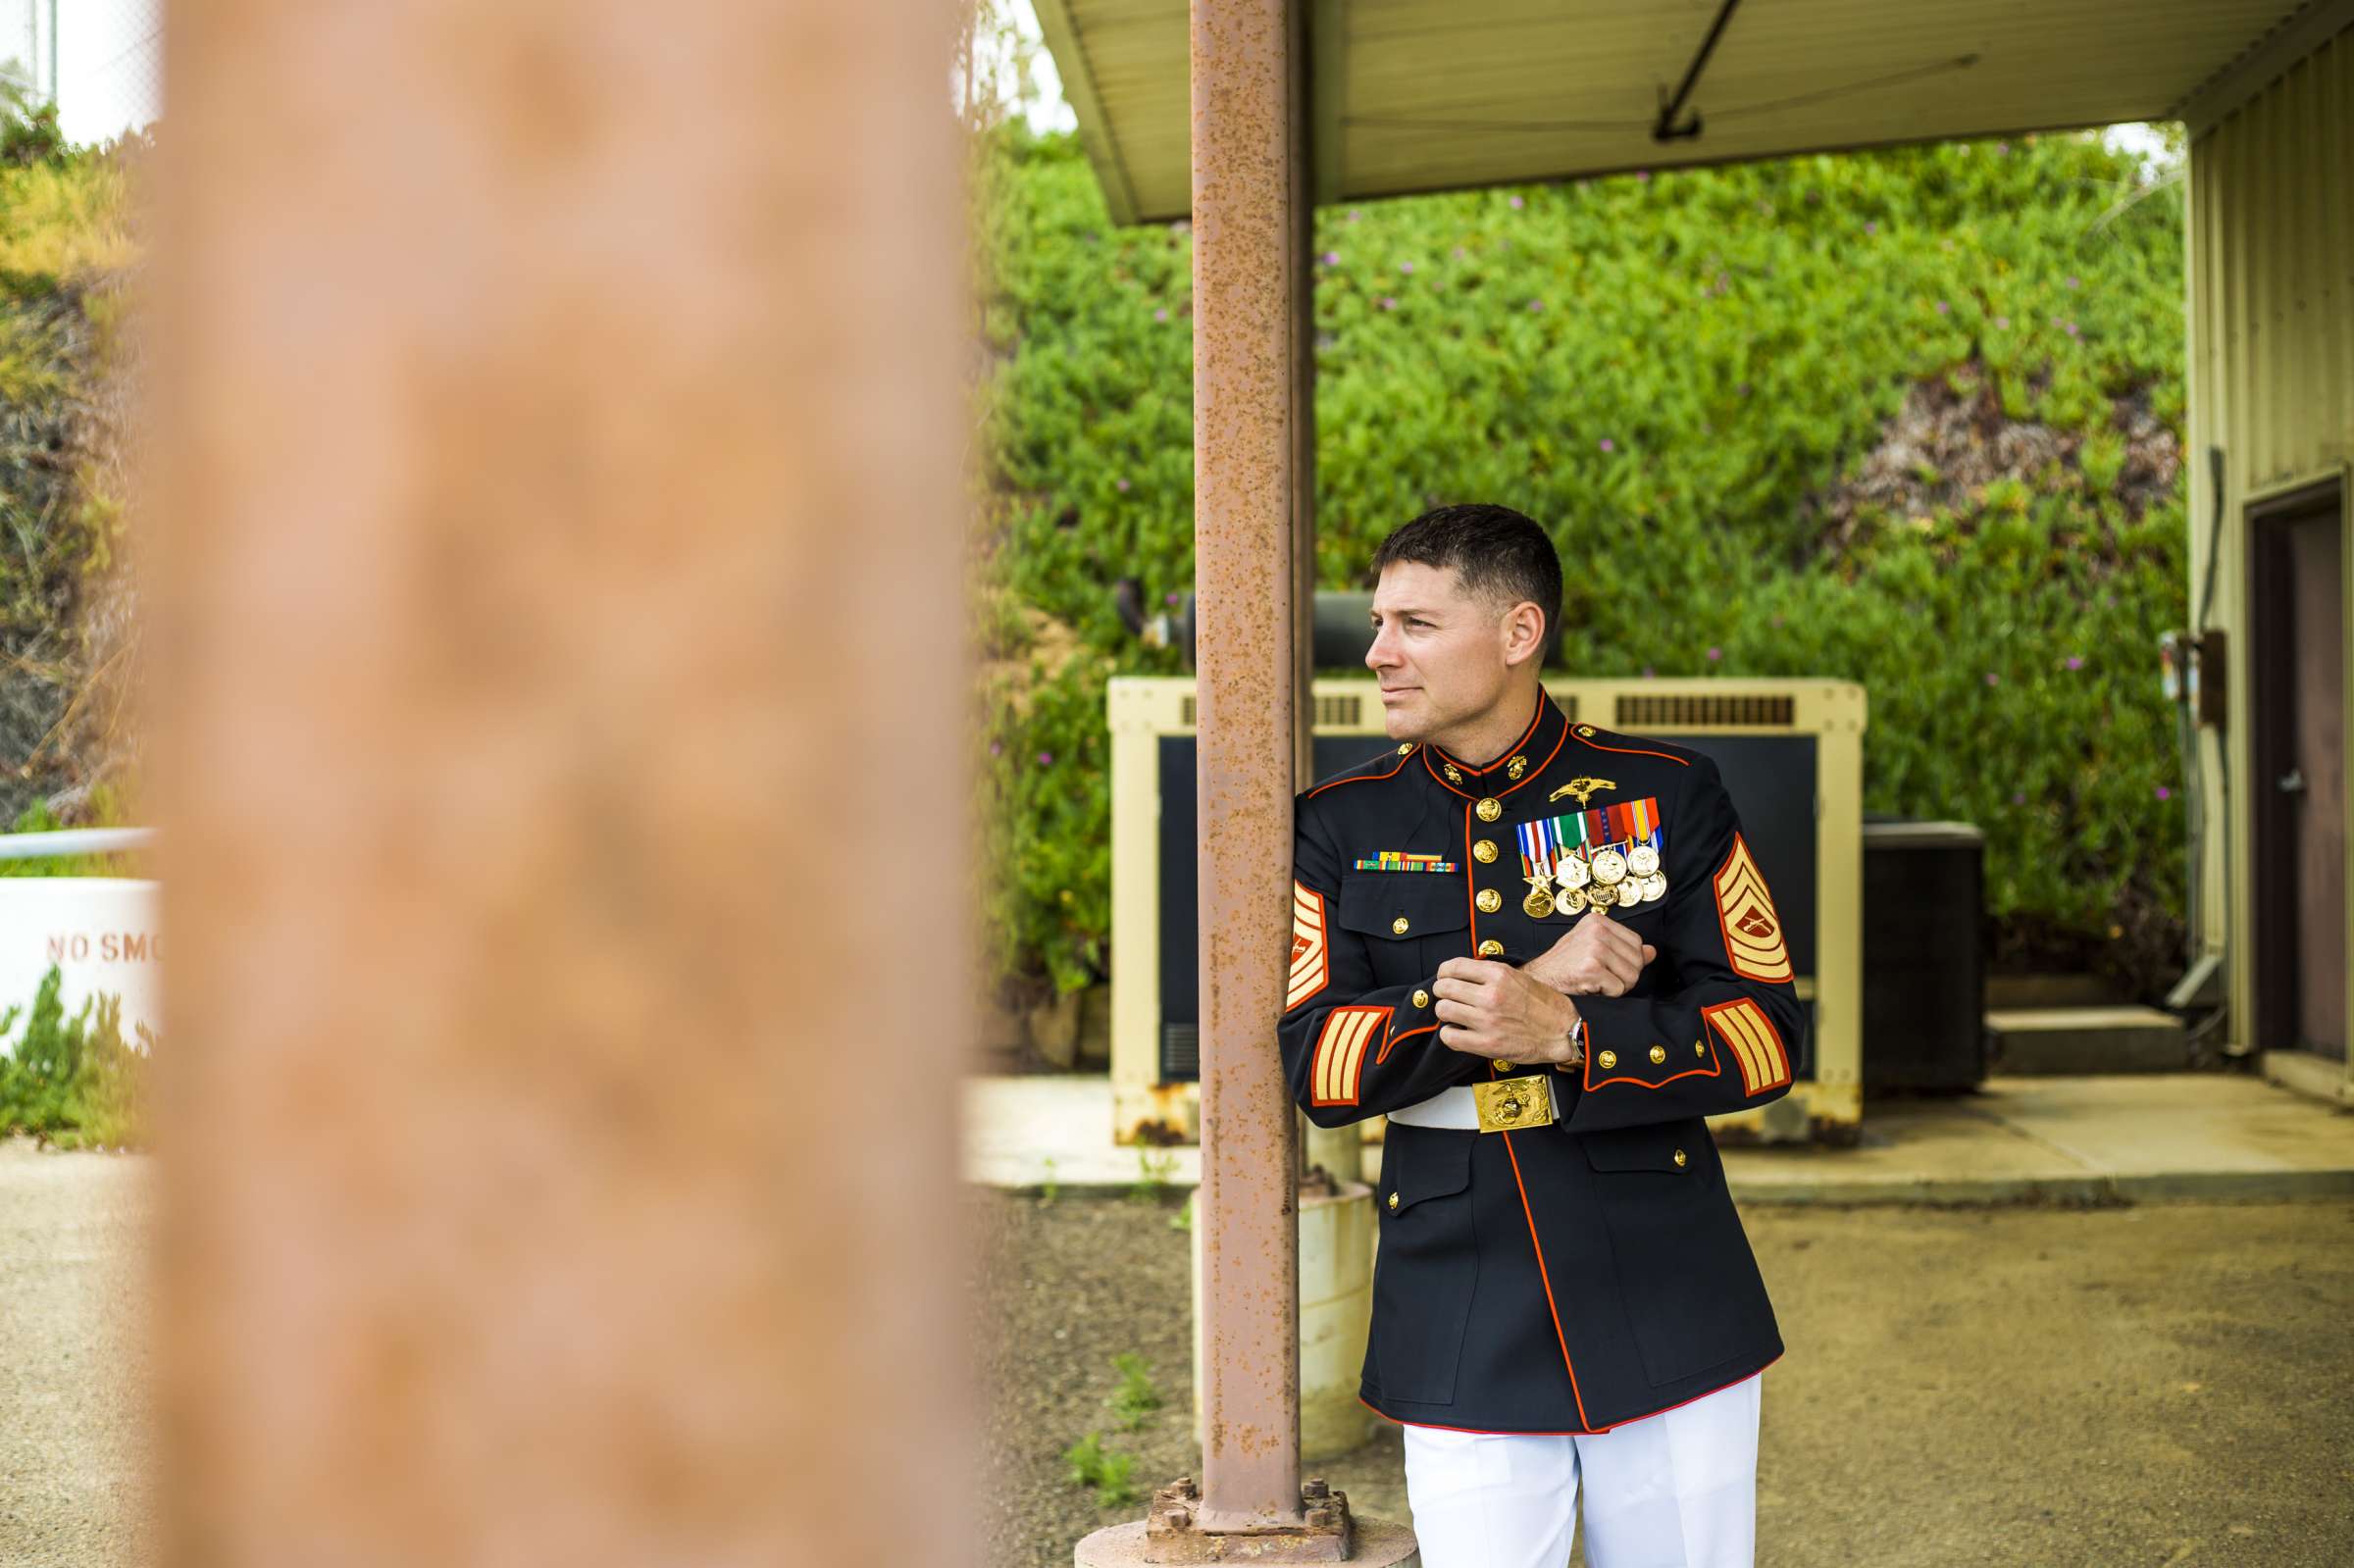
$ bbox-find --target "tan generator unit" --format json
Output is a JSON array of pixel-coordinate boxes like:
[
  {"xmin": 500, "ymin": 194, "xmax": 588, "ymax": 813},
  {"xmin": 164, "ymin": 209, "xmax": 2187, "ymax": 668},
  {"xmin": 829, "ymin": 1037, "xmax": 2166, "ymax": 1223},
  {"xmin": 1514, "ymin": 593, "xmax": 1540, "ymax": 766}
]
[{"xmin": 1108, "ymin": 677, "xmax": 1866, "ymax": 1145}]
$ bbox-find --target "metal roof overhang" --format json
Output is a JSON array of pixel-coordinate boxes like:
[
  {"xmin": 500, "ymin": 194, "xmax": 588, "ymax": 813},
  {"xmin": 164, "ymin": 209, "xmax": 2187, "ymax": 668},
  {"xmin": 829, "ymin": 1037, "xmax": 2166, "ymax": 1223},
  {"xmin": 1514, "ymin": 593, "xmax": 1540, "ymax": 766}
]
[{"xmin": 1034, "ymin": 0, "xmax": 2354, "ymax": 224}]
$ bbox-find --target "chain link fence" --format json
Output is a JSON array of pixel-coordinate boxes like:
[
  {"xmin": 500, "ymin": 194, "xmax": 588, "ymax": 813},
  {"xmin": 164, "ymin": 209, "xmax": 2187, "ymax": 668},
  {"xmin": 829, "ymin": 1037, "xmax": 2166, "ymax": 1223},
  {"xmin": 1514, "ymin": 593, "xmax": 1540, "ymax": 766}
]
[{"xmin": 0, "ymin": 0, "xmax": 160, "ymax": 145}]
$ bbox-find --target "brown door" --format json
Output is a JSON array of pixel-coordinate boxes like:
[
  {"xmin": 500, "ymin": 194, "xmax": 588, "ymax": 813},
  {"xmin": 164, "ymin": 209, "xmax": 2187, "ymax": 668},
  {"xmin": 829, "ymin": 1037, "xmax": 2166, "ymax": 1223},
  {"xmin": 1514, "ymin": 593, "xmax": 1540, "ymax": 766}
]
[{"xmin": 2251, "ymin": 484, "xmax": 2347, "ymax": 1059}]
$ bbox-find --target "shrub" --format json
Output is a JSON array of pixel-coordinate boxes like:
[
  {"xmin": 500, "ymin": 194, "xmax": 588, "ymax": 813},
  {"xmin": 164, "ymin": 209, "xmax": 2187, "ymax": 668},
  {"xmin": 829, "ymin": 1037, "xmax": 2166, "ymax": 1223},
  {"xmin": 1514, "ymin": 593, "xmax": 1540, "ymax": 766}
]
[{"xmin": 974, "ymin": 125, "xmax": 2192, "ymax": 1000}]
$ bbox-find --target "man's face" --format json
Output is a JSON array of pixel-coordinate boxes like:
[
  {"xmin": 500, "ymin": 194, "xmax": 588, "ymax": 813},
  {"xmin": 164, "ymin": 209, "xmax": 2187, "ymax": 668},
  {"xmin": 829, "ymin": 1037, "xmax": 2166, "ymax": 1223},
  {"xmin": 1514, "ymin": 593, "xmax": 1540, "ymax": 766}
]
[{"xmin": 1364, "ymin": 560, "xmax": 1523, "ymax": 740}]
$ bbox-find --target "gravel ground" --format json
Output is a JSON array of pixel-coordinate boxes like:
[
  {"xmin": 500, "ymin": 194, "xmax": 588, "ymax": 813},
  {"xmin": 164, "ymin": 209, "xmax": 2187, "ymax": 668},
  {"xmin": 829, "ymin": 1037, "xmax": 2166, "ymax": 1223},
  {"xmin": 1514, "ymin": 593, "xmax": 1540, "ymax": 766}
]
[
  {"xmin": 972, "ymin": 1186, "xmax": 2354, "ymax": 1568},
  {"xmin": 10, "ymin": 1142, "xmax": 2350, "ymax": 1567},
  {"xmin": 0, "ymin": 1135, "xmax": 154, "ymax": 1568}
]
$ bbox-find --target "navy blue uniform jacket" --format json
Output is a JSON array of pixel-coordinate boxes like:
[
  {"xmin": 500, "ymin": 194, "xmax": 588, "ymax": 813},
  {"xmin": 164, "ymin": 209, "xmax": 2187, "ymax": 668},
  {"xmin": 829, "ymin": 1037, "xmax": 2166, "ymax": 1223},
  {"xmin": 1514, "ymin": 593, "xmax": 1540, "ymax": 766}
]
[{"xmin": 1279, "ymin": 686, "xmax": 1801, "ymax": 1434}]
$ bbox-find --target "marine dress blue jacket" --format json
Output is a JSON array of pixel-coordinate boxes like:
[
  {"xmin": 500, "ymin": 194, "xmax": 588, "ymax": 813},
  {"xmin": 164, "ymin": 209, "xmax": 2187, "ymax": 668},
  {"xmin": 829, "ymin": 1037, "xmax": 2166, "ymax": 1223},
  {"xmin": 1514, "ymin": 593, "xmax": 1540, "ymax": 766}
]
[{"xmin": 1279, "ymin": 685, "xmax": 1803, "ymax": 1433}]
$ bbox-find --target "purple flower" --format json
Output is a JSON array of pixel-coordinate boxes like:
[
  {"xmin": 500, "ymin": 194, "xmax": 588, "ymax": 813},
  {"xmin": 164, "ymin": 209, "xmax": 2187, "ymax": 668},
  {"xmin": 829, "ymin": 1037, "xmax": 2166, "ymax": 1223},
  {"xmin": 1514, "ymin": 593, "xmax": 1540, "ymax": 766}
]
[
  {"xmin": 1641, "ymin": 665, "xmax": 1657, "ymax": 678},
  {"xmin": 1994, "ymin": 315, "xmax": 2010, "ymax": 329},
  {"xmin": 2011, "ymin": 791, "xmax": 2025, "ymax": 804},
  {"xmin": 1737, "ymin": 382, "xmax": 1751, "ymax": 397},
  {"xmin": 1037, "ymin": 750, "xmax": 1054, "ymax": 766},
  {"xmin": 1599, "ymin": 436, "xmax": 1614, "ymax": 452},
  {"xmin": 1527, "ymin": 298, "xmax": 1544, "ymax": 311},
  {"xmin": 1400, "ymin": 261, "xmax": 1415, "ymax": 275},
  {"xmin": 1864, "ymin": 221, "xmax": 1877, "ymax": 234},
  {"xmin": 1114, "ymin": 477, "xmax": 1130, "ymax": 491},
  {"xmin": 1451, "ymin": 245, "xmax": 1466, "ymax": 259},
  {"xmin": 1635, "ymin": 170, "xmax": 1650, "ymax": 181},
  {"xmin": 1165, "ymin": 591, "xmax": 1181, "ymax": 606},
  {"xmin": 2064, "ymin": 322, "xmax": 2079, "ymax": 337},
  {"xmin": 2065, "ymin": 275, "xmax": 2079, "ymax": 288},
  {"xmin": 1320, "ymin": 250, "xmax": 1340, "ymax": 266},
  {"xmin": 2156, "ymin": 785, "xmax": 2172, "ymax": 800},
  {"xmin": 1995, "ymin": 140, "xmax": 2009, "ymax": 154},
  {"xmin": 1509, "ymin": 194, "xmax": 1524, "ymax": 210},
  {"xmin": 1706, "ymin": 646, "xmax": 1722, "ymax": 662},
  {"xmin": 1984, "ymin": 672, "xmax": 2000, "ymax": 685},
  {"xmin": 2065, "ymin": 655, "xmax": 2083, "ymax": 671},
  {"xmin": 990, "ymin": 739, "xmax": 1003, "ymax": 757},
  {"xmin": 1153, "ymin": 307, "xmax": 1169, "ymax": 322},
  {"xmin": 1769, "ymin": 613, "xmax": 1784, "ymax": 628},
  {"xmin": 1380, "ymin": 296, "xmax": 1398, "ymax": 311},
  {"xmin": 1347, "ymin": 208, "xmax": 1362, "ymax": 222},
  {"xmin": 1935, "ymin": 300, "xmax": 1950, "ymax": 314}
]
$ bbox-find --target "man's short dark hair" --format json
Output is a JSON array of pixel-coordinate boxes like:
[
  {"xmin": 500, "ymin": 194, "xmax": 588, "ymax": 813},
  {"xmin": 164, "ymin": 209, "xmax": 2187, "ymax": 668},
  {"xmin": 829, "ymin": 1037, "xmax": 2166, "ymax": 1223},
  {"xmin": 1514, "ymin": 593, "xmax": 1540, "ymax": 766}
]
[{"xmin": 1370, "ymin": 503, "xmax": 1562, "ymax": 667}]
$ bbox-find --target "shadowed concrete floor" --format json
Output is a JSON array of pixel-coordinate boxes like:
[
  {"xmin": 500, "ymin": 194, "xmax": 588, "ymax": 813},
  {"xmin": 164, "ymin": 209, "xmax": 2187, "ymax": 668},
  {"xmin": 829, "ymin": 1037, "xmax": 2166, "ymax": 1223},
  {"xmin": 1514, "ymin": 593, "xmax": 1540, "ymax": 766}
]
[{"xmin": 965, "ymin": 1072, "xmax": 2354, "ymax": 1206}]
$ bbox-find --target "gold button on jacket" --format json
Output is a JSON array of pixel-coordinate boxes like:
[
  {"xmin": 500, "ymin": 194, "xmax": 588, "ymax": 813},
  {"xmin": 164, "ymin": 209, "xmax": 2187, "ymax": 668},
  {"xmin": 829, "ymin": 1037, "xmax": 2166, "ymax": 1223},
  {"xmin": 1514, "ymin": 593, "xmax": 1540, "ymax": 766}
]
[{"xmin": 1475, "ymin": 888, "xmax": 1503, "ymax": 913}]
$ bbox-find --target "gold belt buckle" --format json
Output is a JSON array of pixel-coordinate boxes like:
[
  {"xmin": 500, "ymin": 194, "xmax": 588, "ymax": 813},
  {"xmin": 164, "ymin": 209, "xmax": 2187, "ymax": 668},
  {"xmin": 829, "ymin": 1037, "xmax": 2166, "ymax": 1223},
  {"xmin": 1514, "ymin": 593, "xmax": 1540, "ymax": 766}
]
[{"xmin": 1473, "ymin": 1075, "xmax": 1557, "ymax": 1134}]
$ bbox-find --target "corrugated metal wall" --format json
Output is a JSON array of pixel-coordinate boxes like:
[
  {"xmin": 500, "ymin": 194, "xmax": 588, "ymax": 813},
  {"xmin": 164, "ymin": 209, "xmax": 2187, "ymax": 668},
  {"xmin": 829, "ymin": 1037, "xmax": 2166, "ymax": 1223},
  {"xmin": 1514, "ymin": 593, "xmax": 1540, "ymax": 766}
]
[{"xmin": 2185, "ymin": 21, "xmax": 2354, "ymax": 1075}]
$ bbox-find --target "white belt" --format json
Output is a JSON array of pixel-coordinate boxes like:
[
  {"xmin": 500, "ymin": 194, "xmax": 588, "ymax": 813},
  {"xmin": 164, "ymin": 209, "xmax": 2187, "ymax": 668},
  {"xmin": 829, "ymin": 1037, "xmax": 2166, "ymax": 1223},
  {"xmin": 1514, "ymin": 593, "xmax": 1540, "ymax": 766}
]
[
  {"xmin": 1386, "ymin": 1086, "xmax": 1482, "ymax": 1129},
  {"xmin": 1386, "ymin": 1076, "xmax": 1559, "ymax": 1133}
]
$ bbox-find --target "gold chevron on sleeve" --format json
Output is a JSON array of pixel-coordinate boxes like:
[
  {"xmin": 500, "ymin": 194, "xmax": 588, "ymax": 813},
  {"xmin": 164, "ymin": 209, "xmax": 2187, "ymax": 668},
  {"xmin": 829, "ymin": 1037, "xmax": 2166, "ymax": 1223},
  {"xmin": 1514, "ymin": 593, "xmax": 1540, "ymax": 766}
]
[
  {"xmin": 1288, "ymin": 881, "xmax": 1330, "ymax": 1009},
  {"xmin": 1703, "ymin": 997, "xmax": 1791, "ymax": 1094},
  {"xmin": 1310, "ymin": 1006, "xmax": 1389, "ymax": 1106},
  {"xmin": 1712, "ymin": 834, "xmax": 1793, "ymax": 984}
]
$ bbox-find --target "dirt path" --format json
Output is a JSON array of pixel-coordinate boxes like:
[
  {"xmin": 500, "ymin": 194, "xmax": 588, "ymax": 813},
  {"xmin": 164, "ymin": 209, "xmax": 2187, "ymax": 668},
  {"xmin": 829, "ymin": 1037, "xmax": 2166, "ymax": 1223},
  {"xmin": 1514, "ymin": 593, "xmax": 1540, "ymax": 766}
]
[
  {"xmin": 971, "ymin": 1187, "xmax": 2354, "ymax": 1568},
  {"xmin": 0, "ymin": 1136, "xmax": 153, "ymax": 1568}
]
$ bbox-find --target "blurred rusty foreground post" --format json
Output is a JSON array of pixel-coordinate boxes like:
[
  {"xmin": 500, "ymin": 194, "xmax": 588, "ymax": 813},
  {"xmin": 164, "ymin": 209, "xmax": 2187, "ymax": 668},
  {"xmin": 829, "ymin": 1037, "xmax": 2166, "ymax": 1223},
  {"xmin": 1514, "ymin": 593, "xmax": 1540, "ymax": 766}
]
[{"xmin": 144, "ymin": 2, "xmax": 973, "ymax": 1565}]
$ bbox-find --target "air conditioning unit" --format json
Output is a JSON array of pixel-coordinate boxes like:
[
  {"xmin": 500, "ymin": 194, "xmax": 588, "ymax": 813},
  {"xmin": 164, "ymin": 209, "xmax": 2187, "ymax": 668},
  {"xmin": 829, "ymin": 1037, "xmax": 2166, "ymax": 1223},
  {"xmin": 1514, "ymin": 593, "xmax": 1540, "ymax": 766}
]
[{"xmin": 1108, "ymin": 677, "xmax": 1866, "ymax": 1145}]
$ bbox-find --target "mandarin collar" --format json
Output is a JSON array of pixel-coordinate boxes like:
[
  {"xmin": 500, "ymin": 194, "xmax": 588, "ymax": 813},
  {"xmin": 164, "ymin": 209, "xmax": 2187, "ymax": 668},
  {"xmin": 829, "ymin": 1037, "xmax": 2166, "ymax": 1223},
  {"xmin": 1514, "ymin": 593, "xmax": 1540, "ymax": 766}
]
[{"xmin": 1418, "ymin": 687, "xmax": 1570, "ymax": 804}]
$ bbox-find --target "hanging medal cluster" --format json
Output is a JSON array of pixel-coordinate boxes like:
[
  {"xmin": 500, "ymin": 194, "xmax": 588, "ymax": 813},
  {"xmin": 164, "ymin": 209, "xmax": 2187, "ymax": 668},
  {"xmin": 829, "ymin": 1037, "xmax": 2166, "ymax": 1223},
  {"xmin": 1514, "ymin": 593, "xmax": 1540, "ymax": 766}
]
[{"xmin": 1514, "ymin": 796, "xmax": 1667, "ymax": 917}]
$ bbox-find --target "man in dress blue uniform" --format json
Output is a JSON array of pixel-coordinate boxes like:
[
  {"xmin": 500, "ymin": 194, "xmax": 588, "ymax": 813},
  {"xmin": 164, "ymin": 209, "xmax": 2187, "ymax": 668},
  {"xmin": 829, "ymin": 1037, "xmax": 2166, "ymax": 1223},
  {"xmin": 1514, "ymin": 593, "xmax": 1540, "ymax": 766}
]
[{"xmin": 1278, "ymin": 504, "xmax": 1805, "ymax": 1568}]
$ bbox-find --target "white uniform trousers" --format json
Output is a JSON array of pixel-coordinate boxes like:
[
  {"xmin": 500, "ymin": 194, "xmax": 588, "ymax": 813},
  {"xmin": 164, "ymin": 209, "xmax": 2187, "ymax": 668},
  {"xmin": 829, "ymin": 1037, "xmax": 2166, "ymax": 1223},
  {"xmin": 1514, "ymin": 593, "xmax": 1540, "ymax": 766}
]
[{"xmin": 1400, "ymin": 1370, "xmax": 1762, "ymax": 1568}]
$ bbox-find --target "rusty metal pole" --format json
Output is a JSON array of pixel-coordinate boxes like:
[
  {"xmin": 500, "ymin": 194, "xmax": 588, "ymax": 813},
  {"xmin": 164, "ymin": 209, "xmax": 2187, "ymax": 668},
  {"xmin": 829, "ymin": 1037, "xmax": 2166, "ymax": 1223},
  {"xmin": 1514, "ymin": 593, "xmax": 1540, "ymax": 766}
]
[
  {"xmin": 1191, "ymin": 0, "xmax": 1309, "ymax": 1537},
  {"xmin": 143, "ymin": 3, "xmax": 973, "ymax": 1566}
]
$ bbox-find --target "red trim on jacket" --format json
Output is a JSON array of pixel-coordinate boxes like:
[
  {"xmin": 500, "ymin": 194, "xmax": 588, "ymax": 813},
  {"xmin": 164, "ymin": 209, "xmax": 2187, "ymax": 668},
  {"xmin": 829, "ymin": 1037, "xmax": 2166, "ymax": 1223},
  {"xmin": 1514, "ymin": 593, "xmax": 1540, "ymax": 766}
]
[
  {"xmin": 1305, "ymin": 748, "xmax": 1416, "ymax": 800},
  {"xmin": 1569, "ymin": 725, "xmax": 1691, "ymax": 767},
  {"xmin": 1500, "ymin": 1128, "xmax": 1594, "ymax": 1430},
  {"xmin": 1360, "ymin": 1352, "xmax": 1778, "ymax": 1437}
]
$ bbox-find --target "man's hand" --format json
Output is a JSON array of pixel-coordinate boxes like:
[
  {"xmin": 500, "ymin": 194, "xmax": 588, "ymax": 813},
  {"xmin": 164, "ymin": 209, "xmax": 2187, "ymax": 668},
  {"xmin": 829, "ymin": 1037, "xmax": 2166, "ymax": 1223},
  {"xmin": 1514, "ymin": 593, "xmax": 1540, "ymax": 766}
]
[
  {"xmin": 1521, "ymin": 907, "xmax": 1656, "ymax": 997},
  {"xmin": 1431, "ymin": 958, "xmax": 1585, "ymax": 1066}
]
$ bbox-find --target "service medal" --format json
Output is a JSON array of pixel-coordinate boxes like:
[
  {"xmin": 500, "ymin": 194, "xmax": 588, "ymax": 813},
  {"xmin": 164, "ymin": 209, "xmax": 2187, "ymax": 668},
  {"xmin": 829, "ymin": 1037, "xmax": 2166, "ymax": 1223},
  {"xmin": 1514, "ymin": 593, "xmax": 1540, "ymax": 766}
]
[
  {"xmin": 1628, "ymin": 842, "xmax": 1661, "ymax": 877},
  {"xmin": 1641, "ymin": 871, "xmax": 1667, "ymax": 901},
  {"xmin": 1585, "ymin": 880, "xmax": 1618, "ymax": 910},
  {"xmin": 1558, "ymin": 885, "xmax": 1589, "ymax": 914},
  {"xmin": 1558, "ymin": 853, "xmax": 1591, "ymax": 890},
  {"xmin": 1591, "ymin": 847, "xmax": 1627, "ymax": 885},
  {"xmin": 1523, "ymin": 886, "xmax": 1556, "ymax": 918}
]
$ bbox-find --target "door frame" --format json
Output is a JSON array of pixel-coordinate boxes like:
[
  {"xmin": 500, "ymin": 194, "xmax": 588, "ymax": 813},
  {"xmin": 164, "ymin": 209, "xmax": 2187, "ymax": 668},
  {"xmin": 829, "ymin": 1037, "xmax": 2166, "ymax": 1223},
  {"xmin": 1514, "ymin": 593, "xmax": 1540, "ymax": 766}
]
[{"xmin": 2244, "ymin": 471, "xmax": 2348, "ymax": 1061}]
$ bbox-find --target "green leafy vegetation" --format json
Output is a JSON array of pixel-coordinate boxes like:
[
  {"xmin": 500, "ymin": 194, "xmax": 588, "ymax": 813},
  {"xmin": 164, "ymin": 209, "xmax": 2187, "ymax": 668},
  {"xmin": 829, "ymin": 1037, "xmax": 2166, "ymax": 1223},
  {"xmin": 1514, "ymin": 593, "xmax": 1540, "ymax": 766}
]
[
  {"xmin": 1105, "ymin": 1351, "xmax": 1163, "ymax": 1431},
  {"xmin": 0, "ymin": 964, "xmax": 149, "ymax": 1148},
  {"xmin": 973, "ymin": 125, "xmax": 2191, "ymax": 1000},
  {"xmin": 1060, "ymin": 1429, "xmax": 1142, "ymax": 1508}
]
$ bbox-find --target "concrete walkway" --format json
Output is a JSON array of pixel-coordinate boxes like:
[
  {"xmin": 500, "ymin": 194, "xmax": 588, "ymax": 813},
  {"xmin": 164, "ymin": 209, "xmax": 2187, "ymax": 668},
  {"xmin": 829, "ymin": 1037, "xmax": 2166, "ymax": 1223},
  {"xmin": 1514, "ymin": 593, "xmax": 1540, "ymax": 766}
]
[{"xmin": 962, "ymin": 1071, "xmax": 2354, "ymax": 1204}]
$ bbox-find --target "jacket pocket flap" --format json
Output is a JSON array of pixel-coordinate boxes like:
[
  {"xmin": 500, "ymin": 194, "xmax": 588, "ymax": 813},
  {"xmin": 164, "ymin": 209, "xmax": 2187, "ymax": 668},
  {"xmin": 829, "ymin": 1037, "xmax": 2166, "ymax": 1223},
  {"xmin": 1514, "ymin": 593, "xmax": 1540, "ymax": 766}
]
[
  {"xmin": 1337, "ymin": 873, "xmax": 1471, "ymax": 937},
  {"xmin": 1382, "ymin": 1125, "xmax": 1474, "ymax": 1211},
  {"xmin": 1578, "ymin": 1123, "xmax": 1697, "ymax": 1174}
]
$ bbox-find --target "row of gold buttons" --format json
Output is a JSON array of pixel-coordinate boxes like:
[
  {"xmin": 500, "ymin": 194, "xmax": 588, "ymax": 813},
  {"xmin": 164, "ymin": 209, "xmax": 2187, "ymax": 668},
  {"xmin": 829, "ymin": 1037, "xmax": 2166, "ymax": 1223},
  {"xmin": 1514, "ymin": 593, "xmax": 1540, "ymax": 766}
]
[{"xmin": 1594, "ymin": 1040, "xmax": 1710, "ymax": 1071}]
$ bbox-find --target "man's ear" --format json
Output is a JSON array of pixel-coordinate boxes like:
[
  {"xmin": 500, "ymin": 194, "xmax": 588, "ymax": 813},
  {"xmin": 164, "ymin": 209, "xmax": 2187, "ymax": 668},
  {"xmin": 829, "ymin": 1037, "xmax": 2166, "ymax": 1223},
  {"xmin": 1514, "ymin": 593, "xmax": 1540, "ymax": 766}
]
[{"xmin": 1503, "ymin": 600, "xmax": 1546, "ymax": 668}]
